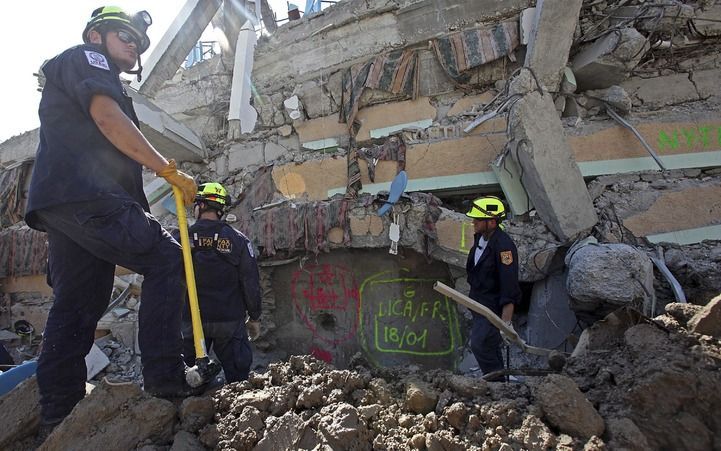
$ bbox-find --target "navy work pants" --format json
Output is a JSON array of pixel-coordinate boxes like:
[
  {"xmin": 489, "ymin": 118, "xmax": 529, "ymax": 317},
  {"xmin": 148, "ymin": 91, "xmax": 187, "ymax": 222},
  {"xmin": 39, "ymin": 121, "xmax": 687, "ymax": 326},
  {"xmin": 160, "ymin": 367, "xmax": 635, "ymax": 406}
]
[
  {"xmin": 34, "ymin": 199, "xmax": 185, "ymax": 423},
  {"xmin": 182, "ymin": 320, "xmax": 252, "ymax": 383},
  {"xmin": 470, "ymin": 314, "xmax": 504, "ymax": 378}
]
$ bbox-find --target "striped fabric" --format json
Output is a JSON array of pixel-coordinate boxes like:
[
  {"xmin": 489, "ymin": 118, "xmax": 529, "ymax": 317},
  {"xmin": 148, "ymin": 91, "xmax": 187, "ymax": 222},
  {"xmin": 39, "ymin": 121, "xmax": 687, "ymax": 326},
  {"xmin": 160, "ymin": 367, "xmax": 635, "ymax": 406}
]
[
  {"xmin": 340, "ymin": 49, "xmax": 419, "ymax": 130},
  {"xmin": 432, "ymin": 20, "xmax": 520, "ymax": 85}
]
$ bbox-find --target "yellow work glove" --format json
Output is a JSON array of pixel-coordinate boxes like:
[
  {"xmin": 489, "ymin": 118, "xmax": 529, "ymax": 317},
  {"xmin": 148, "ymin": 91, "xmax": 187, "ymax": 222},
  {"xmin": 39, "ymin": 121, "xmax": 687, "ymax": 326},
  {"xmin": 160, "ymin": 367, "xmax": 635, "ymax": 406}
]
[
  {"xmin": 246, "ymin": 318, "xmax": 261, "ymax": 341},
  {"xmin": 156, "ymin": 159, "xmax": 197, "ymax": 206}
]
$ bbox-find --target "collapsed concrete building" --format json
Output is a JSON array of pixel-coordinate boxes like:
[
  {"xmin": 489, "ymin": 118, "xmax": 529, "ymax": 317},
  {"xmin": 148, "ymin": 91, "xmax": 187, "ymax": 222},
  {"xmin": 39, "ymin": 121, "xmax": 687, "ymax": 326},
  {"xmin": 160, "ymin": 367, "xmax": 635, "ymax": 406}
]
[{"xmin": 1, "ymin": 0, "xmax": 721, "ymax": 449}]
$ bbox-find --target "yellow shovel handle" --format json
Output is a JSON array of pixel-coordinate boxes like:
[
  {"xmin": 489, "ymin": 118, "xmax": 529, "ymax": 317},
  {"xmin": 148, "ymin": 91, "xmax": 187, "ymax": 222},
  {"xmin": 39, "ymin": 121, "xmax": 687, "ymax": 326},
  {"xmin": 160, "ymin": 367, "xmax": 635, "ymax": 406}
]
[{"xmin": 172, "ymin": 186, "xmax": 207, "ymax": 359}]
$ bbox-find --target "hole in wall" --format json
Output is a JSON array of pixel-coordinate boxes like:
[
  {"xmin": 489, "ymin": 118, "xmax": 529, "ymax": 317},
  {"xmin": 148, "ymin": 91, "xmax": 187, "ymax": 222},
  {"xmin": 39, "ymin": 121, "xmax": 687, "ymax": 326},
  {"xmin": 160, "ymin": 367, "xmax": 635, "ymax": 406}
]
[{"xmin": 317, "ymin": 312, "xmax": 337, "ymax": 331}]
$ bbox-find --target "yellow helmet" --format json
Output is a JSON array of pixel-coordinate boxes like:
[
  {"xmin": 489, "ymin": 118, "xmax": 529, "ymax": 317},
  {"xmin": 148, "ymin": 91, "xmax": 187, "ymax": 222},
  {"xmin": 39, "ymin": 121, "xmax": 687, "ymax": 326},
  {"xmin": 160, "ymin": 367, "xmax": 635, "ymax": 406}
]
[
  {"xmin": 83, "ymin": 6, "xmax": 152, "ymax": 54},
  {"xmin": 466, "ymin": 196, "xmax": 507, "ymax": 221},
  {"xmin": 196, "ymin": 182, "xmax": 230, "ymax": 207}
]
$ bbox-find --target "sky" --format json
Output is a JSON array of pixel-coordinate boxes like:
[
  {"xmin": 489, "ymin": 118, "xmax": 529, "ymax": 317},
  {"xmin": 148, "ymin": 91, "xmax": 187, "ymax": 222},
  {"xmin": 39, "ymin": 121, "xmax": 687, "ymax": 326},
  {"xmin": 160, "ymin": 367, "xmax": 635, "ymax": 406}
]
[{"xmin": 0, "ymin": 0, "xmax": 296, "ymax": 143}]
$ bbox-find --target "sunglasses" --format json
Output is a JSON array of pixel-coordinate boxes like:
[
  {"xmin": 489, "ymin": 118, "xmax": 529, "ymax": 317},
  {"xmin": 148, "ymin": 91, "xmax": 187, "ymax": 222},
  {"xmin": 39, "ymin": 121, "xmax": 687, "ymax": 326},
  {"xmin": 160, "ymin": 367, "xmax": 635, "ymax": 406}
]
[{"xmin": 116, "ymin": 29, "xmax": 140, "ymax": 47}]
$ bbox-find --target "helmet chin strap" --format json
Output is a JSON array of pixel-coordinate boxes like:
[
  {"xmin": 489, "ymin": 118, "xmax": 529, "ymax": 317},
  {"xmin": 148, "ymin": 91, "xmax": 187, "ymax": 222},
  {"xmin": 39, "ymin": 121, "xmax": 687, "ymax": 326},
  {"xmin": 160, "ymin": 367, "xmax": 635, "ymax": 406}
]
[{"xmin": 125, "ymin": 55, "xmax": 143, "ymax": 82}]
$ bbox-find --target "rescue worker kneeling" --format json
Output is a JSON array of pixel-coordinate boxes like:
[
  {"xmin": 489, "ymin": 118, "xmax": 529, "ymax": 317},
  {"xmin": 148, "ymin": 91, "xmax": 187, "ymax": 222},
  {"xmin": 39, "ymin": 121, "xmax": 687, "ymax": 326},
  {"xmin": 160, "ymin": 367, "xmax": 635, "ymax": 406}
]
[
  {"xmin": 175, "ymin": 183, "xmax": 262, "ymax": 383},
  {"xmin": 465, "ymin": 196, "xmax": 521, "ymax": 381}
]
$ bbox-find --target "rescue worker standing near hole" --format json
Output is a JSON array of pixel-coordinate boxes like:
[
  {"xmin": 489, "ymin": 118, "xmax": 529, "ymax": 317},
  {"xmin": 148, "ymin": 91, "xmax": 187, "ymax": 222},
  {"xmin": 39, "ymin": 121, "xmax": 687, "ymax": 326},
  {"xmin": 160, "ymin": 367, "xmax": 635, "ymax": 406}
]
[
  {"xmin": 465, "ymin": 196, "xmax": 521, "ymax": 381},
  {"xmin": 173, "ymin": 182, "xmax": 262, "ymax": 383},
  {"xmin": 24, "ymin": 6, "xmax": 199, "ymax": 429}
]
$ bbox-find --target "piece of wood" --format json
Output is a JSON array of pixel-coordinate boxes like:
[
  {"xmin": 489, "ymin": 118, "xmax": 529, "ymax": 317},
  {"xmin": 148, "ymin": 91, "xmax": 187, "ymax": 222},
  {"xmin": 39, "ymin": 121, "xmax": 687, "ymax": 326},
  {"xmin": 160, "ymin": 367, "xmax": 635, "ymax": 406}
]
[{"xmin": 433, "ymin": 281, "xmax": 553, "ymax": 356}]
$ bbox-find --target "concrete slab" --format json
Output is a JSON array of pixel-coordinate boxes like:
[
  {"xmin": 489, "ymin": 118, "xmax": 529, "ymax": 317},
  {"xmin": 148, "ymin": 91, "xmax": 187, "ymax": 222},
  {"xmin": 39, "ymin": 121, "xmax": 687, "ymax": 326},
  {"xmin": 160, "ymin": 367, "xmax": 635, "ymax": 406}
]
[
  {"xmin": 132, "ymin": 0, "xmax": 223, "ymax": 96},
  {"xmin": 447, "ymin": 92, "xmax": 495, "ymax": 117},
  {"xmin": 524, "ymin": 0, "xmax": 583, "ymax": 90},
  {"xmin": 527, "ymin": 273, "xmax": 577, "ymax": 351},
  {"xmin": 621, "ymin": 73, "xmax": 698, "ymax": 109},
  {"xmin": 127, "ymin": 89, "xmax": 205, "ymax": 162},
  {"xmin": 228, "ymin": 142, "xmax": 265, "ymax": 172},
  {"xmin": 508, "ymin": 91, "xmax": 597, "ymax": 241}
]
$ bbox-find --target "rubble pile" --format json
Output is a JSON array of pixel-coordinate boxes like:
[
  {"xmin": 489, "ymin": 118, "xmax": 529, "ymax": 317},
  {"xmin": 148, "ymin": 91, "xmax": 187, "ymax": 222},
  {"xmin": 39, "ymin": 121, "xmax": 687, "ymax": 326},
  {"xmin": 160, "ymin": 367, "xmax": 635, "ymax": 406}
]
[{"xmin": 20, "ymin": 298, "xmax": 718, "ymax": 450}]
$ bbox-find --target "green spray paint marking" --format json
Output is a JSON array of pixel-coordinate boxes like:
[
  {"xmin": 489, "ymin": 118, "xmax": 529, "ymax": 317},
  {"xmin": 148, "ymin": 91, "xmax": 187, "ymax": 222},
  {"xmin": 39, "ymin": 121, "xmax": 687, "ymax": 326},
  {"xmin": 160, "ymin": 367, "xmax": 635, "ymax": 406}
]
[
  {"xmin": 460, "ymin": 222, "xmax": 472, "ymax": 253},
  {"xmin": 658, "ymin": 126, "xmax": 721, "ymax": 151},
  {"xmin": 358, "ymin": 269, "xmax": 461, "ymax": 357}
]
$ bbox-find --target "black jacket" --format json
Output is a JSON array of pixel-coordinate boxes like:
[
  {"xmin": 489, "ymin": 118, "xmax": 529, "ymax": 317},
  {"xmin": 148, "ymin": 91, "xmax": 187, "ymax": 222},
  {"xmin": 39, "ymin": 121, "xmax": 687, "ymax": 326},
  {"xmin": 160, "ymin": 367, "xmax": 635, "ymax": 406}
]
[
  {"xmin": 175, "ymin": 219, "xmax": 262, "ymax": 323},
  {"xmin": 466, "ymin": 228, "xmax": 521, "ymax": 315},
  {"xmin": 26, "ymin": 44, "xmax": 147, "ymax": 230}
]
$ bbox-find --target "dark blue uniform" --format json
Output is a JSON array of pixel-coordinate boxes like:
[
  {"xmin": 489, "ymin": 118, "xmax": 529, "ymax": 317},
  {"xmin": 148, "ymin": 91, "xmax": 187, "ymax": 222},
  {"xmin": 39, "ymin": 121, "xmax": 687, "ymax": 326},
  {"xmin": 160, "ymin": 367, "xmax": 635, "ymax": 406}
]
[
  {"xmin": 466, "ymin": 228, "xmax": 521, "ymax": 376},
  {"xmin": 25, "ymin": 44, "xmax": 185, "ymax": 423},
  {"xmin": 174, "ymin": 219, "xmax": 262, "ymax": 382}
]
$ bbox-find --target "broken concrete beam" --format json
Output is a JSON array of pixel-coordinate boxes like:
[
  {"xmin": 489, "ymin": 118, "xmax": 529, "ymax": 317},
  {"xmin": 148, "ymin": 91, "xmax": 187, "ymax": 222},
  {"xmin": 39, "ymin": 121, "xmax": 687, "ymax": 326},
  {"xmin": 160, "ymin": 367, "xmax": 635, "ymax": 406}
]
[
  {"xmin": 126, "ymin": 89, "xmax": 206, "ymax": 163},
  {"xmin": 524, "ymin": 0, "xmax": 583, "ymax": 91},
  {"xmin": 132, "ymin": 0, "xmax": 223, "ymax": 97},
  {"xmin": 508, "ymin": 90, "xmax": 598, "ymax": 241},
  {"xmin": 396, "ymin": 0, "xmax": 529, "ymax": 45},
  {"xmin": 572, "ymin": 28, "xmax": 649, "ymax": 91},
  {"xmin": 0, "ymin": 376, "xmax": 40, "ymax": 448}
]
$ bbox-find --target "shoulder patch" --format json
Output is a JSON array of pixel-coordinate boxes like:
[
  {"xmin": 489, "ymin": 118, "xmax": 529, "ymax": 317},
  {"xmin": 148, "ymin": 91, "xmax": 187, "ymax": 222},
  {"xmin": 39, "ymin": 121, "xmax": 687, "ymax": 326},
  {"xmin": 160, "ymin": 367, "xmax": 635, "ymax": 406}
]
[
  {"xmin": 500, "ymin": 250, "xmax": 513, "ymax": 266},
  {"xmin": 246, "ymin": 242, "xmax": 255, "ymax": 258},
  {"xmin": 216, "ymin": 238, "xmax": 232, "ymax": 253},
  {"xmin": 84, "ymin": 50, "xmax": 110, "ymax": 70}
]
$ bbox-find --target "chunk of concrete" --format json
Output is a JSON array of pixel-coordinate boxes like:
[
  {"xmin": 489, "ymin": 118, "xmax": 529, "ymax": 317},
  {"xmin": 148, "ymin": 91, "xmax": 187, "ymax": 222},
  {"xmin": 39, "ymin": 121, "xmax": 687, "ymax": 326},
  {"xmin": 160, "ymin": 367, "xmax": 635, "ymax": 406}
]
[
  {"xmin": 565, "ymin": 242, "xmax": 655, "ymax": 319},
  {"xmin": 583, "ymin": 85, "xmax": 632, "ymax": 114},
  {"xmin": 688, "ymin": 294, "xmax": 721, "ymax": 338},
  {"xmin": 536, "ymin": 374, "xmax": 605, "ymax": 438},
  {"xmin": 0, "ymin": 376, "xmax": 40, "ymax": 448},
  {"xmin": 405, "ymin": 379, "xmax": 438, "ymax": 414},
  {"xmin": 524, "ymin": 0, "xmax": 583, "ymax": 90},
  {"xmin": 507, "ymin": 90, "xmax": 598, "ymax": 241},
  {"xmin": 39, "ymin": 380, "xmax": 176, "ymax": 450},
  {"xmin": 572, "ymin": 28, "xmax": 649, "ymax": 91}
]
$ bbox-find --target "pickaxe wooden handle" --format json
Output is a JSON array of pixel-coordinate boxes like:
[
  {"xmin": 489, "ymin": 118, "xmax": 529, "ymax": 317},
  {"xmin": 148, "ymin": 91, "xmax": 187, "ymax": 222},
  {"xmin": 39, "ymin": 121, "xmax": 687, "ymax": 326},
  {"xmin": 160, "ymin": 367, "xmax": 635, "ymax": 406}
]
[{"xmin": 433, "ymin": 281, "xmax": 553, "ymax": 357}]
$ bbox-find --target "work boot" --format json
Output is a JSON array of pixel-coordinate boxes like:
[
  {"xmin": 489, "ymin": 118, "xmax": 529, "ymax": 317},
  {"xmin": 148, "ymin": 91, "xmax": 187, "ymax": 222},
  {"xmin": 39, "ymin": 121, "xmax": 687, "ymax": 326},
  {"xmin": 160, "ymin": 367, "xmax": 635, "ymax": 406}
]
[{"xmin": 35, "ymin": 417, "xmax": 63, "ymax": 447}]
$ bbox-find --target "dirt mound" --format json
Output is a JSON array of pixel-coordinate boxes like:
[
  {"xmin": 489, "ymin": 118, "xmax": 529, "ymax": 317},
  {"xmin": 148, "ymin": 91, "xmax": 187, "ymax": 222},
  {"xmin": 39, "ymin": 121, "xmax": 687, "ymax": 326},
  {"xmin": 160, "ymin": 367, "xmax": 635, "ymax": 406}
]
[{"xmin": 8, "ymin": 304, "xmax": 720, "ymax": 450}]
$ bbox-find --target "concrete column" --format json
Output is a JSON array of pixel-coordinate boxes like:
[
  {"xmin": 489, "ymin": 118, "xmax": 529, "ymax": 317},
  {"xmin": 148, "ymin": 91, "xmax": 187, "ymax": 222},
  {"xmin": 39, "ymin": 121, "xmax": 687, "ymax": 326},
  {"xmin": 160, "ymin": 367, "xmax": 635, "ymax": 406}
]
[
  {"xmin": 131, "ymin": 0, "xmax": 223, "ymax": 97},
  {"xmin": 524, "ymin": 0, "xmax": 583, "ymax": 91},
  {"xmin": 221, "ymin": 0, "xmax": 259, "ymax": 57},
  {"xmin": 506, "ymin": 0, "xmax": 597, "ymax": 241},
  {"xmin": 508, "ymin": 81, "xmax": 597, "ymax": 241},
  {"xmin": 227, "ymin": 21, "xmax": 259, "ymax": 139}
]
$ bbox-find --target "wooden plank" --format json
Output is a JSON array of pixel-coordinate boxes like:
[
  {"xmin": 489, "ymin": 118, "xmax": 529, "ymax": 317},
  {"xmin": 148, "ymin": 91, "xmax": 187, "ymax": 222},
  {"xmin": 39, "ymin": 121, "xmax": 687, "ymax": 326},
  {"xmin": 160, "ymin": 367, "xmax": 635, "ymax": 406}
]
[{"xmin": 433, "ymin": 281, "xmax": 552, "ymax": 356}]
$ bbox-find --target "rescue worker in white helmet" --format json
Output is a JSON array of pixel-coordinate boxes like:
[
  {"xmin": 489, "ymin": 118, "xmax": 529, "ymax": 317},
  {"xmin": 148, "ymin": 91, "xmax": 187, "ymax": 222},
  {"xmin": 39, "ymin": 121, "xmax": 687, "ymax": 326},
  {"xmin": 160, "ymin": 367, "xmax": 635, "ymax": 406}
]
[
  {"xmin": 173, "ymin": 182, "xmax": 262, "ymax": 384},
  {"xmin": 25, "ymin": 5, "xmax": 200, "ymax": 435},
  {"xmin": 464, "ymin": 196, "xmax": 521, "ymax": 381}
]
